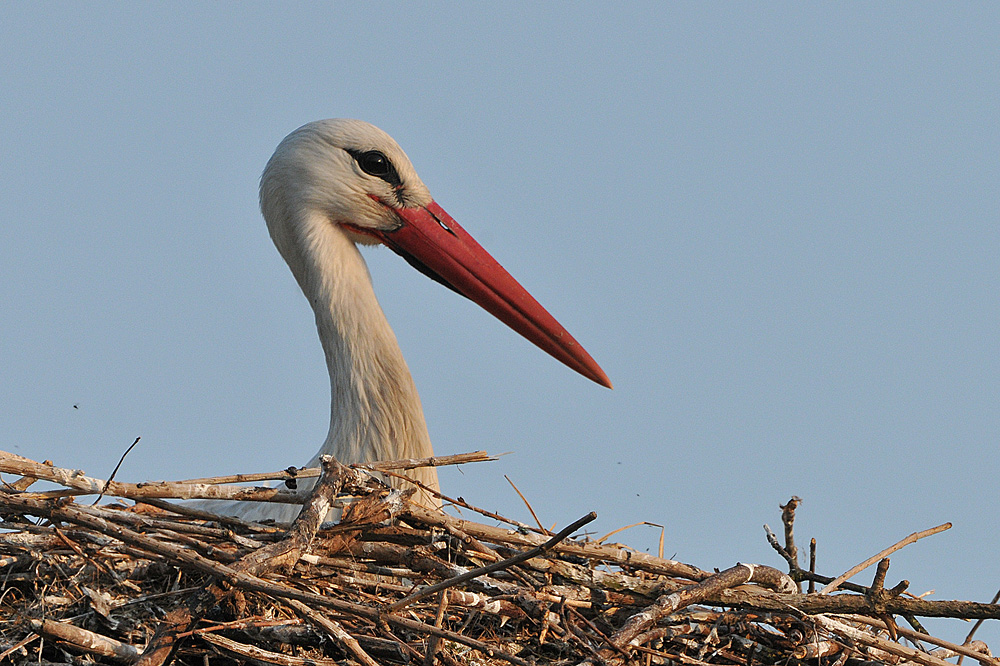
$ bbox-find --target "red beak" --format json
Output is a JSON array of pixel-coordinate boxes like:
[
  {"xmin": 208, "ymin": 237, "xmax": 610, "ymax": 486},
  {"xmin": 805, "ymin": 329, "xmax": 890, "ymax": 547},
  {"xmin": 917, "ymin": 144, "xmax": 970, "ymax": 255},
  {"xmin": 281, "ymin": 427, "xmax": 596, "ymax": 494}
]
[{"xmin": 352, "ymin": 201, "xmax": 612, "ymax": 389}]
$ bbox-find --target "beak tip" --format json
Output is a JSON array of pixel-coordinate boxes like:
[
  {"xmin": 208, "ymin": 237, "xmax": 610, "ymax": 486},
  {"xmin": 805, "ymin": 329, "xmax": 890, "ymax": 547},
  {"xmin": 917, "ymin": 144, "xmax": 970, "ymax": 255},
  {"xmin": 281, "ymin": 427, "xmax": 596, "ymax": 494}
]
[{"xmin": 586, "ymin": 365, "xmax": 614, "ymax": 390}]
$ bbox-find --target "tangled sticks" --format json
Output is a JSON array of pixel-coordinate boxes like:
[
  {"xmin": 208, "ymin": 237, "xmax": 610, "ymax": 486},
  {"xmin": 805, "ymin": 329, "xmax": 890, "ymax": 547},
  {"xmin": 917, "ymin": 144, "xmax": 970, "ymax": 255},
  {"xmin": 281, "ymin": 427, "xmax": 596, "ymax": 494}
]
[{"xmin": 0, "ymin": 449, "xmax": 997, "ymax": 666}]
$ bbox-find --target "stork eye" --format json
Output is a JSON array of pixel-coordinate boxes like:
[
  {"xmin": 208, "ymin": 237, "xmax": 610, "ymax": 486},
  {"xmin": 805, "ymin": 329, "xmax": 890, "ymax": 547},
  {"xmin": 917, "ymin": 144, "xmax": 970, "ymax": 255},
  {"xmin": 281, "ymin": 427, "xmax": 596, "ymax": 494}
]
[
  {"xmin": 357, "ymin": 151, "xmax": 391, "ymax": 177},
  {"xmin": 348, "ymin": 149, "xmax": 403, "ymax": 188}
]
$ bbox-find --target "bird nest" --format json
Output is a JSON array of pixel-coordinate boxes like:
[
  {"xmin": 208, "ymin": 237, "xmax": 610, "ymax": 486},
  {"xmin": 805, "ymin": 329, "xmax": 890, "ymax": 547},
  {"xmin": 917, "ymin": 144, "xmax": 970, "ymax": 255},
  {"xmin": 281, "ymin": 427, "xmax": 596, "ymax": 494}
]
[{"xmin": 0, "ymin": 449, "xmax": 997, "ymax": 666}]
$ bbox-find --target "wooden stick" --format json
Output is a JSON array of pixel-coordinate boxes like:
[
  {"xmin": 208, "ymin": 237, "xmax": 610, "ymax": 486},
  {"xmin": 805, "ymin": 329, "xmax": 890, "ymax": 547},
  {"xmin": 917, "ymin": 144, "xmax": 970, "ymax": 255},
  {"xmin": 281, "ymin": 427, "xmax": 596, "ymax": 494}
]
[
  {"xmin": 820, "ymin": 523, "xmax": 951, "ymax": 594},
  {"xmin": 69, "ymin": 502, "xmax": 268, "ymax": 547},
  {"xmin": 809, "ymin": 537, "xmax": 817, "ymax": 593},
  {"xmin": 238, "ymin": 455, "xmax": 347, "ymax": 574},
  {"xmin": 201, "ymin": 633, "xmax": 340, "ymax": 666},
  {"xmin": 174, "ymin": 617, "xmax": 300, "ymax": 639},
  {"xmin": 28, "ymin": 619, "xmax": 139, "ymax": 662},
  {"xmin": 764, "ymin": 523, "xmax": 800, "ymax": 572},
  {"xmin": 569, "ymin": 606, "xmax": 632, "ymax": 660},
  {"xmin": 709, "ymin": 585, "xmax": 1000, "ymax": 619},
  {"xmin": 359, "ymin": 450, "xmax": 495, "ymax": 472},
  {"xmin": 780, "ymin": 496, "xmax": 801, "ymax": 570},
  {"xmin": 136, "ymin": 498, "xmax": 283, "ymax": 536},
  {"xmin": 0, "ymin": 449, "xmax": 307, "ymax": 504},
  {"xmin": 0, "ymin": 633, "xmax": 40, "ymax": 662},
  {"xmin": 174, "ymin": 450, "xmax": 494, "ymax": 485},
  {"xmin": 425, "ymin": 591, "xmax": 449, "ymax": 666}
]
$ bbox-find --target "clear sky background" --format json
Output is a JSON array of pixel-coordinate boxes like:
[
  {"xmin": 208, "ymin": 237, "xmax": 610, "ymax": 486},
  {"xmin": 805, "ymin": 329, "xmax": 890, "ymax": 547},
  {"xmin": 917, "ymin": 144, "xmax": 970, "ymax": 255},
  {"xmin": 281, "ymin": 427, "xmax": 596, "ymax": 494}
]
[{"xmin": 2, "ymin": 3, "xmax": 998, "ymax": 647}]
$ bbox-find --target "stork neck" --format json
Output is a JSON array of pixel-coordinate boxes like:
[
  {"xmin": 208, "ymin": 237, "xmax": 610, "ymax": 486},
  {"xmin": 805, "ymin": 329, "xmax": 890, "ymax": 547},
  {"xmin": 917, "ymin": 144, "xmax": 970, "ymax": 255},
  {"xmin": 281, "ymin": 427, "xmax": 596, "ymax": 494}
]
[{"xmin": 291, "ymin": 215, "xmax": 434, "ymax": 468}]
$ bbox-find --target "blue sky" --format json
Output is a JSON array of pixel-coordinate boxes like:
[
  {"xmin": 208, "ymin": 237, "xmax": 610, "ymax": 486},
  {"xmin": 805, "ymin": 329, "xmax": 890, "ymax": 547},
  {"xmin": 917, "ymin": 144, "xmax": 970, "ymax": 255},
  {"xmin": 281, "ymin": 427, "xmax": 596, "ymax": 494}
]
[{"xmin": 2, "ymin": 3, "xmax": 998, "ymax": 646}]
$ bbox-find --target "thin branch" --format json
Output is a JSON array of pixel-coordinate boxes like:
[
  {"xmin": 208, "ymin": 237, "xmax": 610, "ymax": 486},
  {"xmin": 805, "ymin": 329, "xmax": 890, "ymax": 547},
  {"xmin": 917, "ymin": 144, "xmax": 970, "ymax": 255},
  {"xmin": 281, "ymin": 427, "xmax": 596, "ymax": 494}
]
[
  {"xmin": 504, "ymin": 474, "xmax": 550, "ymax": 535},
  {"xmin": 93, "ymin": 436, "xmax": 140, "ymax": 505},
  {"xmin": 173, "ymin": 450, "xmax": 494, "ymax": 485},
  {"xmin": 780, "ymin": 496, "xmax": 801, "ymax": 570},
  {"xmin": 598, "ymin": 521, "xmax": 664, "ymax": 545},
  {"xmin": 820, "ymin": 523, "xmax": 951, "ymax": 594},
  {"xmin": 0, "ymin": 633, "xmax": 40, "ymax": 662},
  {"xmin": 764, "ymin": 523, "xmax": 800, "ymax": 573},
  {"xmin": 809, "ymin": 537, "xmax": 817, "ymax": 594}
]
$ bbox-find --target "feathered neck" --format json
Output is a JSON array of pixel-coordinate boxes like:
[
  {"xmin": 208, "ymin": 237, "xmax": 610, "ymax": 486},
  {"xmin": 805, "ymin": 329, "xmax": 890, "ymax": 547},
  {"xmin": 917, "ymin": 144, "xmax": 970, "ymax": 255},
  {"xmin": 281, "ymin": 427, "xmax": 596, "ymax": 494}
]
[{"xmin": 283, "ymin": 210, "xmax": 441, "ymax": 501}]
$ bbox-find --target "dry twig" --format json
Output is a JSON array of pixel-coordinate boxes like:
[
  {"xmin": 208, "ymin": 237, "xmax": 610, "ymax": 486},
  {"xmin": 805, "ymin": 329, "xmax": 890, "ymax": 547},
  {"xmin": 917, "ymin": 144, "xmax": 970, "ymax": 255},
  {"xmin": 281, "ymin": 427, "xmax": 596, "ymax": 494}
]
[{"xmin": 820, "ymin": 523, "xmax": 951, "ymax": 594}]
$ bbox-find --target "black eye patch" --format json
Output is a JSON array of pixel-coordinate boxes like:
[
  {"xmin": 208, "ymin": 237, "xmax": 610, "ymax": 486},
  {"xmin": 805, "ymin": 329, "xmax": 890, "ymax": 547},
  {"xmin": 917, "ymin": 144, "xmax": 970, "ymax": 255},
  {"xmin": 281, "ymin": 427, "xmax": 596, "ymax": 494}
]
[{"xmin": 347, "ymin": 149, "xmax": 402, "ymax": 189}]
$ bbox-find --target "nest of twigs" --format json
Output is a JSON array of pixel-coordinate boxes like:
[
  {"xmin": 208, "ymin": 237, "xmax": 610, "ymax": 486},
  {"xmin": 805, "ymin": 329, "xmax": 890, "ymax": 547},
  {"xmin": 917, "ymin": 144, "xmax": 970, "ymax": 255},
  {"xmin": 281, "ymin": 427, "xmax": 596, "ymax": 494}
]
[{"xmin": 0, "ymin": 449, "xmax": 997, "ymax": 666}]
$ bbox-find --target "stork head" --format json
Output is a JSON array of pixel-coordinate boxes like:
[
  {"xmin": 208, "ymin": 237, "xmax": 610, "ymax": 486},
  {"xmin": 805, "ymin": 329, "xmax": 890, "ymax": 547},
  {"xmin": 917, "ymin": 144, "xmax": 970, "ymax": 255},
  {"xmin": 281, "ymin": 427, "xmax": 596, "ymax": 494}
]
[{"xmin": 260, "ymin": 119, "xmax": 612, "ymax": 389}]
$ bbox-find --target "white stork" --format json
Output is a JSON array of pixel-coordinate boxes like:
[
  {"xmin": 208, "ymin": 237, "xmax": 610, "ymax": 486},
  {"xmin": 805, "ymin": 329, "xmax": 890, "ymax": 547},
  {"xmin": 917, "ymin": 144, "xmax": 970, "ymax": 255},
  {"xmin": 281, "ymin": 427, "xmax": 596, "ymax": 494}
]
[{"xmin": 218, "ymin": 119, "xmax": 610, "ymax": 522}]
